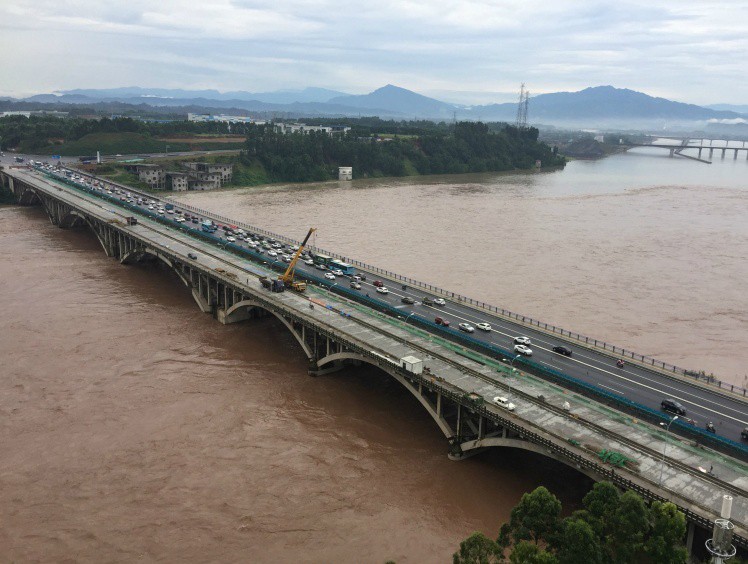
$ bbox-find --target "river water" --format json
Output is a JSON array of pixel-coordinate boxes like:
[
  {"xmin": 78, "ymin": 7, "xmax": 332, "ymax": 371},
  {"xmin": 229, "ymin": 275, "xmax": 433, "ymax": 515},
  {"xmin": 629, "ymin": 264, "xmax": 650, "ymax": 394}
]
[{"xmin": 1, "ymin": 147, "xmax": 746, "ymax": 562}]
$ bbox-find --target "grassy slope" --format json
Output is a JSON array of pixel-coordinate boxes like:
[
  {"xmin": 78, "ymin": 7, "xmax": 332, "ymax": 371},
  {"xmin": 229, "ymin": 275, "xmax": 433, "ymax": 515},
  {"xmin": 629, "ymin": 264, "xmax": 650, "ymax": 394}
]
[{"xmin": 32, "ymin": 132, "xmax": 246, "ymax": 156}]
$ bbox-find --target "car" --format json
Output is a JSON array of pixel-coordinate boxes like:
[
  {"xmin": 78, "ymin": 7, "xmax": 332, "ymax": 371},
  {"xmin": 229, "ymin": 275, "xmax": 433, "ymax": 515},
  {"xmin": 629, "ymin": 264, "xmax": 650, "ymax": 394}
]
[
  {"xmin": 514, "ymin": 336, "xmax": 532, "ymax": 345},
  {"xmin": 226, "ymin": 236, "xmax": 236, "ymax": 242},
  {"xmin": 493, "ymin": 396, "xmax": 516, "ymax": 411},
  {"xmin": 401, "ymin": 296, "xmax": 415, "ymax": 304},
  {"xmin": 552, "ymin": 345, "xmax": 572, "ymax": 357},
  {"xmin": 267, "ymin": 250, "xmax": 278, "ymax": 257},
  {"xmin": 304, "ymin": 259, "xmax": 315, "ymax": 265},
  {"xmin": 191, "ymin": 218, "xmax": 198, "ymax": 223},
  {"xmin": 324, "ymin": 272, "xmax": 336, "ymax": 280},
  {"xmin": 187, "ymin": 252, "xmax": 198, "ymax": 260},
  {"xmin": 458, "ymin": 322, "xmax": 475, "ymax": 333},
  {"xmin": 476, "ymin": 322, "xmax": 492, "ymax": 332},
  {"xmin": 421, "ymin": 297, "xmax": 434, "ymax": 306},
  {"xmin": 434, "ymin": 298, "xmax": 446, "ymax": 306},
  {"xmin": 434, "ymin": 317, "xmax": 450, "ymax": 327},
  {"xmin": 376, "ymin": 286, "xmax": 389, "ymax": 294},
  {"xmin": 315, "ymin": 263, "xmax": 326, "ymax": 270},
  {"xmin": 661, "ymin": 399, "xmax": 686, "ymax": 416},
  {"xmin": 373, "ymin": 280, "xmax": 384, "ymax": 287},
  {"xmin": 352, "ymin": 275, "xmax": 362, "ymax": 282},
  {"xmin": 332, "ymin": 269, "xmax": 344, "ymax": 276},
  {"xmin": 514, "ymin": 344, "xmax": 533, "ymax": 356},
  {"xmin": 350, "ymin": 281, "xmax": 361, "ymax": 290}
]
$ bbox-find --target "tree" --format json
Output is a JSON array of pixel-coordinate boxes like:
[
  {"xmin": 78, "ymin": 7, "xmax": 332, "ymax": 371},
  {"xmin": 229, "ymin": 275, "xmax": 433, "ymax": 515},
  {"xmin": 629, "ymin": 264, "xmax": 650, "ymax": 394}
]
[
  {"xmin": 553, "ymin": 518, "xmax": 603, "ymax": 564},
  {"xmin": 453, "ymin": 532, "xmax": 502, "ymax": 564},
  {"xmin": 645, "ymin": 501, "xmax": 688, "ymax": 564},
  {"xmin": 506, "ymin": 487, "xmax": 562, "ymax": 546},
  {"xmin": 509, "ymin": 541, "xmax": 557, "ymax": 564},
  {"xmin": 576, "ymin": 481, "xmax": 620, "ymax": 539},
  {"xmin": 607, "ymin": 491, "xmax": 648, "ymax": 563}
]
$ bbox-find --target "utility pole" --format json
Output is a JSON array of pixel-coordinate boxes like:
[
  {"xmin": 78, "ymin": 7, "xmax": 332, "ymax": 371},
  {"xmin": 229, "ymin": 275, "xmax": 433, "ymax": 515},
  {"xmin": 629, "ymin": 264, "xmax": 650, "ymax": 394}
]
[{"xmin": 515, "ymin": 83, "xmax": 530, "ymax": 129}]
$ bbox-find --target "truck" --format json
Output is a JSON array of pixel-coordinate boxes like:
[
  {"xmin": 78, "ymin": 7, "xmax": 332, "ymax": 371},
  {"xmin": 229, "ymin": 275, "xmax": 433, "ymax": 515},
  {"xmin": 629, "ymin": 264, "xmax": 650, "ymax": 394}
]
[
  {"xmin": 125, "ymin": 216, "xmax": 138, "ymax": 226},
  {"xmin": 260, "ymin": 276, "xmax": 285, "ymax": 293},
  {"xmin": 201, "ymin": 221, "xmax": 217, "ymax": 233},
  {"xmin": 399, "ymin": 355, "xmax": 423, "ymax": 374},
  {"xmin": 278, "ymin": 227, "xmax": 316, "ymax": 292}
]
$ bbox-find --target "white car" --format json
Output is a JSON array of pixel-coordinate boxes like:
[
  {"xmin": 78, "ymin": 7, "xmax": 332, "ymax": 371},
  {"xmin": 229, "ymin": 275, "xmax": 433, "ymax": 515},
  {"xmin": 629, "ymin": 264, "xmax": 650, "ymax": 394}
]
[
  {"xmin": 476, "ymin": 322, "xmax": 492, "ymax": 331},
  {"xmin": 458, "ymin": 323, "xmax": 475, "ymax": 333},
  {"xmin": 376, "ymin": 286, "xmax": 389, "ymax": 294},
  {"xmin": 434, "ymin": 298, "xmax": 446, "ymax": 306},
  {"xmin": 324, "ymin": 272, "xmax": 336, "ymax": 280},
  {"xmin": 350, "ymin": 281, "xmax": 361, "ymax": 289},
  {"xmin": 332, "ymin": 269, "xmax": 344, "ymax": 276},
  {"xmin": 514, "ymin": 336, "xmax": 532, "ymax": 345},
  {"xmin": 514, "ymin": 344, "xmax": 533, "ymax": 356},
  {"xmin": 304, "ymin": 259, "xmax": 315, "ymax": 265},
  {"xmin": 226, "ymin": 236, "xmax": 236, "ymax": 242},
  {"xmin": 267, "ymin": 250, "xmax": 277, "ymax": 257},
  {"xmin": 493, "ymin": 396, "xmax": 516, "ymax": 411}
]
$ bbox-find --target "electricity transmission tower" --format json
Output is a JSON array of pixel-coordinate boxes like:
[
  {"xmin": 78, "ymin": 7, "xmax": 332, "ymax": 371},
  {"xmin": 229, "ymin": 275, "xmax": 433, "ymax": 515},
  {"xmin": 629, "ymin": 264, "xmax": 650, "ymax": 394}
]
[{"xmin": 515, "ymin": 83, "xmax": 530, "ymax": 129}]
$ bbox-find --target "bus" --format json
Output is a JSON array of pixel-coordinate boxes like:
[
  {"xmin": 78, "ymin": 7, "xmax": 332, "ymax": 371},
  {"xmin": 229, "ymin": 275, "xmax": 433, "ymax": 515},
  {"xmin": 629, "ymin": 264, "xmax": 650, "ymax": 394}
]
[
  {"xmin": 312, "ymin": 253, "xmax": 334, "ymax": 268},
  {"xmin": 330, "ymin": 259, "xmax": 356, "ymax": 276}
]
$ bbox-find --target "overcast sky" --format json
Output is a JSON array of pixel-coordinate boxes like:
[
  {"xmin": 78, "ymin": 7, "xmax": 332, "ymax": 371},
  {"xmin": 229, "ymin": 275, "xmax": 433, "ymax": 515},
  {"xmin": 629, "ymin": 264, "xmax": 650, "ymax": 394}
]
[{"xmin": 1, "ymin": 0, "xmax": 746, "ymax": 105}]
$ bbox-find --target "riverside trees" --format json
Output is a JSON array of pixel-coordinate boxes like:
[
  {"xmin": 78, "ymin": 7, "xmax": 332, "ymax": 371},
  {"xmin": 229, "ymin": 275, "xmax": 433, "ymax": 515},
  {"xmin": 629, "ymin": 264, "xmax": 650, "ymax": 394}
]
[{"xmin": 453, "ymin": 482, "xmax": 689, "ymax": 564}]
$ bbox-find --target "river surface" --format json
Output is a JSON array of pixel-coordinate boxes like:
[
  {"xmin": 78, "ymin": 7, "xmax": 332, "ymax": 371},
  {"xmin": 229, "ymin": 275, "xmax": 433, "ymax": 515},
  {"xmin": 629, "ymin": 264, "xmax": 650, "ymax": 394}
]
[{"xmin": 1, "ymin": 147, "xmax": 746, "ymax": 562}]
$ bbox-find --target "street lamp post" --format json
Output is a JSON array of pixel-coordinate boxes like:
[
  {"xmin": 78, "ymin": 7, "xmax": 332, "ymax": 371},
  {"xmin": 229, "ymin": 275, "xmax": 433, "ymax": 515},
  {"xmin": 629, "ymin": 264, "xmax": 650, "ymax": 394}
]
[{"xmin": 658, "ymin": 415, "xmax": 679, "ymax": 487}]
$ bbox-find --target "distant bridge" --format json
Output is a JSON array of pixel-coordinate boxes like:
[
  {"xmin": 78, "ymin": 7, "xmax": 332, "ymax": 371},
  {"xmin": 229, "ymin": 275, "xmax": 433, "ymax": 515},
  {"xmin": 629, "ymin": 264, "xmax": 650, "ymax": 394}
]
[{"xmin": 623, "ymin": 138, "xmax": 748, "ymax": 164}]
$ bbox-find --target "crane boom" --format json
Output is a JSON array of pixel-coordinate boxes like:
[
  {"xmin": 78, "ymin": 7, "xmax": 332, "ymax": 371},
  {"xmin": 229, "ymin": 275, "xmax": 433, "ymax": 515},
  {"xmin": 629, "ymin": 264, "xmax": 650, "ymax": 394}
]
[{"xmin": 280, "ymin": 227, "xmax": 316, "ymax": 290}]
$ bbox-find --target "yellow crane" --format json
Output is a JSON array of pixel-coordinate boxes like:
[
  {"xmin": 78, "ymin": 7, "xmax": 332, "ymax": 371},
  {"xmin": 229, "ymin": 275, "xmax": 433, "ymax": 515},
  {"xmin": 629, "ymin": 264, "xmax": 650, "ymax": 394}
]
[{"xmin": 279, "ymin": 227, "xmax": 316, "ymax": 292}]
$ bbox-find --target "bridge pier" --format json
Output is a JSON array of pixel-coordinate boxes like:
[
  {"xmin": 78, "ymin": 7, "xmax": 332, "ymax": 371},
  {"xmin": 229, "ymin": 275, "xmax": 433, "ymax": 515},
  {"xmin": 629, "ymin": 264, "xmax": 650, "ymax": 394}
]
[{"xmin": 669, "ymin": 148, "xmax": 675, "ymax": 157}]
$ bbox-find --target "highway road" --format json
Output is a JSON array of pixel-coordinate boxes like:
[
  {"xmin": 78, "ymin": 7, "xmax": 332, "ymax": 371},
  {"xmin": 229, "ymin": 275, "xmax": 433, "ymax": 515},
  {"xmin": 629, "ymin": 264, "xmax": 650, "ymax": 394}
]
[{"xmin": 23, "ymin": 162, "xmax": 748, "ymax": 445}]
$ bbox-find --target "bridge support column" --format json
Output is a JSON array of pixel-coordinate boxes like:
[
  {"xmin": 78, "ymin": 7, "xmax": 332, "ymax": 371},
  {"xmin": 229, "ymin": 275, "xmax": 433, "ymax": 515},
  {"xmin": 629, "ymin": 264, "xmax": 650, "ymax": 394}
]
[
  {"xmin": 192, "ymin": 287, "xmax": 211, "ymax": 313},
  {"xmin": 735, "ymin": 149, "xmax": 738, "ymax": 160},
  {"xmin": 685, "ymin": 522, "xmax": 695, "ymax": 555},
  {"xmin": 669, "ymin": 148, "xmax": 675, "ymax": 157},
  {"xmin": 216, "ymin": 306, "xmax": 252, "ymax": 324},
  {"xmin": 709, "ymin": 148, "xmax": 714, "ymax": 158},
  {"xmin": 721, "ymin": 148, "xmax": 726, "ymax": 158},
  {"xmin": 698, "ymin": 148, "xmax": 702, "ymax": 159}
]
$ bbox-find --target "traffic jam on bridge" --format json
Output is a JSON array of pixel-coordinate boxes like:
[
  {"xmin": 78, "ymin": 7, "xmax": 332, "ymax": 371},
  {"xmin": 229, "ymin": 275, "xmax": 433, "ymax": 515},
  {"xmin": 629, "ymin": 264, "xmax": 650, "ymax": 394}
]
[{"xmin": 25, "ymin": 160, "xmax": 748, "ymax": 448}]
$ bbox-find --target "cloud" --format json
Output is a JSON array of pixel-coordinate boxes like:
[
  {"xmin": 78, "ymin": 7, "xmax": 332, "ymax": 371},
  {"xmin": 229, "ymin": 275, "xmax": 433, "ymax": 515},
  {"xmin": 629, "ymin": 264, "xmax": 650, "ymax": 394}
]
[{"xmin": 0, "ymin": 0, "xmax": 746, "ymax": 104}]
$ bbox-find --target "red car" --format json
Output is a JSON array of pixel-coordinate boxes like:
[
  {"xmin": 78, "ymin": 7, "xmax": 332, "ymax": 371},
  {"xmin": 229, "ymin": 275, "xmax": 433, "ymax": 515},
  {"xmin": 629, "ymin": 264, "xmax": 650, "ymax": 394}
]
[
  {"xmin": 373, "ymin": 280, "xmax": 384, "ymax": 287},
  {"xmin": 435, "ymin": 317, "xmax": 450, "ymax": 327}
]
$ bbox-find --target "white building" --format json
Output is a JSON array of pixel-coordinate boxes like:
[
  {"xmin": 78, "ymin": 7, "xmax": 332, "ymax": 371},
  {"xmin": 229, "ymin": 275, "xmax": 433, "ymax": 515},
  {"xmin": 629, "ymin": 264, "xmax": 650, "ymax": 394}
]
[
  {"xmin": 338, "ymin": 167, "xmax": 353, "ymax": 180},
  {"xmin": 187, "ymin": 113, "xmax": 265, "ymax": 125},
  {"xmin": 274, "ymin": 123, "xmax": 351, "ymax": 136}
]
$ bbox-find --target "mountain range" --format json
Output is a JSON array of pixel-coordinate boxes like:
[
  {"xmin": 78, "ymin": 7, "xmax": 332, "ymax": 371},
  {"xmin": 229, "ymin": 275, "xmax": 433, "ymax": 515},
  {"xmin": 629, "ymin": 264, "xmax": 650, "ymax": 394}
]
[{"xmin": 5, "ymin": 85, "xmax": 747, "ymax": 128}]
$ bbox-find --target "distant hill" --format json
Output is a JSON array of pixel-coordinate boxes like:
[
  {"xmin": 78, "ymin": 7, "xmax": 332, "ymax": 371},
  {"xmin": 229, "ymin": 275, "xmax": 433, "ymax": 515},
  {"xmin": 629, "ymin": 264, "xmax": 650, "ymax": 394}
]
[
  {"xmin": 705, "ymin": 103, "xmax": 748, "ymax": 115},
  {"xmin": 51, "ymin": 86, "xmax": 349, "ymax": 105},
  {"xmin": 14, "ymin": 85, "xmax": 745, "ymax": 127},
  {"xmin": 468, "ymin": 86, "xmax": 743, "ymax": 126},
  {"xmin": 329, "ymin": 85, "xmax": 454, "ymax": 118}
]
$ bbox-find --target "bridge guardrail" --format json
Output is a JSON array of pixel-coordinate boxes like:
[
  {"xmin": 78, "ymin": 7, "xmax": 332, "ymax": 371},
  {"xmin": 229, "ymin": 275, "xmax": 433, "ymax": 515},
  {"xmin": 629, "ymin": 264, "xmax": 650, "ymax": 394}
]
[{"xmin": 54, "ymin": 165, "xmax": 748, "ymax": 398}]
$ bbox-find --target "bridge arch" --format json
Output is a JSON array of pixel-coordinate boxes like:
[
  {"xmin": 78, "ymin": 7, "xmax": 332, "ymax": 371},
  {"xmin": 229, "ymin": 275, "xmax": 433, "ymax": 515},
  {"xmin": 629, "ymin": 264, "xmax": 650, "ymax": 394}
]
[
  {"xmin": 458, "ymin": 436, "xmax": 599, "ymax": 480},
  {"xmin": 18, "ymin": 186, "xmax": 42, "ymax": 206},
  {"xmin": 316, "ymin": 351, "xmax": 454, "ymax": 438},
  {"xmin": 225, "ymin": 300, "xmax": 313, "ymax": 358}
]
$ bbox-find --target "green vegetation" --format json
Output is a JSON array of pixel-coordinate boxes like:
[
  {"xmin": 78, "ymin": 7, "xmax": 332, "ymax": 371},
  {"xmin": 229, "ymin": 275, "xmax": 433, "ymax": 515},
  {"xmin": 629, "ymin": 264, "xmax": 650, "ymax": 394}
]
[
  {"xmin": 454, "ymin": 483, "xmax": 689, "ymax": 564},
  {"xmin": 0, "ymin": 115, "xmax": 249, "ymax": 154},
  {"xmin": 41, "ymin": 132, "xmax": 190, "ymax": 156},
  {"xmin": 241, "ymin": 121, "xmax": 564, "ymax": 183}
]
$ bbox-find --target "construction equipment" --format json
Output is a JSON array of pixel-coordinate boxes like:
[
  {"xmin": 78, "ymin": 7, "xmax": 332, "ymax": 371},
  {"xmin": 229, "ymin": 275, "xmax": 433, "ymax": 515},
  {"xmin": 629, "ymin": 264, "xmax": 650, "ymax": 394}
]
[{"xmin": 279, "ymin": 227, "xmax": 316, "ymax": 292}]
